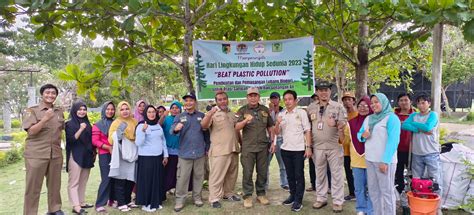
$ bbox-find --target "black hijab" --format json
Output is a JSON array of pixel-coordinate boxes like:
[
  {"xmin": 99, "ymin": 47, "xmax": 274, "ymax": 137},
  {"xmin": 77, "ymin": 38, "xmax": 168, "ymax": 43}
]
[
  {"xmin": 139, "ymin": 105, "xmax": 159, "ymax": 126},
  {"xmin": 95, "ymin": 101, "xmax": 115, "ymax": 135}
]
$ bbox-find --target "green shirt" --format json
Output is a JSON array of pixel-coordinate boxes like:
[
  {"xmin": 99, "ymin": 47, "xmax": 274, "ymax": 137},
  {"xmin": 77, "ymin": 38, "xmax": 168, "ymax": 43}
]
[{"xmin": 237, "ymin": 104, "xmax": 274, "ymax": 153}]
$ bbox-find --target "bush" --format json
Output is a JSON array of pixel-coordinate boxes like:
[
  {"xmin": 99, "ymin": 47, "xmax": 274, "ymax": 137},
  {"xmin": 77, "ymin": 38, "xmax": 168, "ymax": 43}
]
[
  {"xmin": 0, "ymin": 119, "xmax": 21, "ymax": 129},
  {"xmin": 0, "ymin": 147, "xmax": 22, "ymax": 168},
  {"xmin": 466, "ymin": 112, "xmax": 474, "ymax": 121}
]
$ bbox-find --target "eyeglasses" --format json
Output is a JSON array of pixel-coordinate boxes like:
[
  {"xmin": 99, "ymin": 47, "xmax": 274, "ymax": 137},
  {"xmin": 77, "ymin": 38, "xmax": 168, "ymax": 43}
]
[{"xmin": 358, "ymin": 104, "xmax": 369, "ymax": 108}]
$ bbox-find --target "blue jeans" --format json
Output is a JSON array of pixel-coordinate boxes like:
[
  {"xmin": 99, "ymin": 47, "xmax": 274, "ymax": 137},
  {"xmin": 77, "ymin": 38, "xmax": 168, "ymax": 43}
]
[
  {"xmin": 353, "ymin": 168, "xmax": 373, "ymax": 215},
  {"xmin": 411, "ymin": 153, "xmax": 443, "ymax": 195},
  {"xmin": 266, "ymin": 136, "xmax": 288, "ymax": 188}
]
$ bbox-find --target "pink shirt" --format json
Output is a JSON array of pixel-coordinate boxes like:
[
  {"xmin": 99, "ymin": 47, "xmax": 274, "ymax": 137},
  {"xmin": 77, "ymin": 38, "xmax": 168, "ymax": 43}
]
[{"xmin": 92, "ymin": 124, "xmax": 111, "ymax": 155}]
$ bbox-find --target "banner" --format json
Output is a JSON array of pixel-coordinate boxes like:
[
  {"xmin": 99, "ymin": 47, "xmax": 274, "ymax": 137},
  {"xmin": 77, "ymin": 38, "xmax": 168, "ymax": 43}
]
[{"xmin": 192, "ymin": 37, "xmax": 314, "ymax": 100}]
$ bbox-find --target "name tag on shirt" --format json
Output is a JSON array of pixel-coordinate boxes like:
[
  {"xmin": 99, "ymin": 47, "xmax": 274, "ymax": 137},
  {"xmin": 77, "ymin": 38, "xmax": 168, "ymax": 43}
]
[{"xmin": 197, "ymin": 117, "xmax": 202, "ymax": 121}]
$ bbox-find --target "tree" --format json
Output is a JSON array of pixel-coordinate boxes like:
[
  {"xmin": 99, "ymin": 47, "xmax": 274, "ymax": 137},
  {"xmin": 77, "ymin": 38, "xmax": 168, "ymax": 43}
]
[
  {"xmin": 301, "ymin": 50, "xmax": 313, "ymax": 91},
  {"xmin": 238, "ymin": 0, "xmax": 473, "ymax": 98},
  {"xmin": 2, "ymin": 0, "xmax": 235, "ymax": 96},
  {"xmin": 194, "ymin": 50, "xmax": 206, "ymax": 93}
]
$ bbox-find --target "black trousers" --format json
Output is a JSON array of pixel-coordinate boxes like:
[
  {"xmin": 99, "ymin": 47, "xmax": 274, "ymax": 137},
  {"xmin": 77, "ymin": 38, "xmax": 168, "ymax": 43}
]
[
  {"xmin": 395, "ymin": 151, "xmax": 410, "ymax": 194},
  {"xmin": 114, "ymin": 179, "xmax": 134, "ymax": 207},
  {"xmin": 309, "ymin": 158, "xmax": 332, "ymax": 189},
  {"xmin": 95, "ymin": 154, "xmax": 115, "ymax": 207},
  {"xmin": 281, "ymin": 149, "xmax": 305, "ymax": 204},
  {"xmin": 309, "ymin": 157, "xmax": 316, "ymax": 189},
  {"xmin": 344, "ymin": 156, "xmax": 355, "ymax": 196},
  {"xmin": 136, "ymin": 155, "xmax": 165, "ymax": 208}
]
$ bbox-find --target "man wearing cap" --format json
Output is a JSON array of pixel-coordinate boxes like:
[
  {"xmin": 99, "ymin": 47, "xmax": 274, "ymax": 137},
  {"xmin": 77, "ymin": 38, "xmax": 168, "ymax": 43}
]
[
  {"xmin": 341, "ymin": 91, "xmax": 358, "ymax": 201},
  {"xmin": 307, "ymin": 81, "xmax": 347, "ymax": 213},
  {"xmin": 172, "ymin": 92, "xmax": 208, "ymax": 212},
  {"xmin": 266, "ymin": 91, "xmax": 289, "ymax": 191},
  {"xmin": 201, "ymin": 91, "xmax": 241, "ymax": 208},
  {"xmin": 235, "ymin": 87, "xmax": 274, "ymax": 208}
]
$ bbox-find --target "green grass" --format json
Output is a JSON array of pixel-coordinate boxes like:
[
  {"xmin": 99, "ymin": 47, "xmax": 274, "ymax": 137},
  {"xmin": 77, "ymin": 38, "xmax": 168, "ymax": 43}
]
[{"xmin": 0, "ymin": 157, "xmax": 470, "ymax": 214}]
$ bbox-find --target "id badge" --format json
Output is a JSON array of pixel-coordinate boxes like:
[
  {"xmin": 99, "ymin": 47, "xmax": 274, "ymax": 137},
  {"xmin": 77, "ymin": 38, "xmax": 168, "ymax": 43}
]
[
  {"xmin": 317, "ymin": 121, "xmax": 323, "ymax": 130},
  {"xmin": 180, "ymin": 116, "xmax": 187, "ymax": 123}
]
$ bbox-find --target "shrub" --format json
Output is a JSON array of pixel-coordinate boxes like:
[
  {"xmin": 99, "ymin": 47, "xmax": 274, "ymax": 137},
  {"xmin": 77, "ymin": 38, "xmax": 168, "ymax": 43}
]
[
  {"xmin": 466, "ymin": 112, "xmax": 474, "ymax": 121},
  {"xmin": 0, "ymin": 147, "xmax": 22, "ymax": 168},
  {"xmin": 0, "ymin": 119, "xmax": 22, "ymax": 129}
]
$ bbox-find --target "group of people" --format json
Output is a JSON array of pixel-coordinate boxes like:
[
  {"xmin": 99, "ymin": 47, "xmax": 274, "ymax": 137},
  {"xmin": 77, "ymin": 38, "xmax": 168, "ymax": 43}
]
[{"xmin": 22, "ymin": 82, "xmax": 441, "ymax": 215}]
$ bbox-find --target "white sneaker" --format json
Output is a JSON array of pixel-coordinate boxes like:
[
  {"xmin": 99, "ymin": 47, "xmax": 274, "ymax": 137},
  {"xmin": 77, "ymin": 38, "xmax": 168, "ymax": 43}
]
[
  {"xmin": 157, "ymin": 205, "xmax": 163, "ymax": 210},
  {"xmin": 357, "ymin": 212, "xmax": 365, "ymax": 215}
]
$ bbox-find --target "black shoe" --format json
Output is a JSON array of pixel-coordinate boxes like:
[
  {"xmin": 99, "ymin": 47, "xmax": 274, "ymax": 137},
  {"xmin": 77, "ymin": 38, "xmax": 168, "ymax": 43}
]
[
  {"xmin": 81, "ymin": 204, "xmax": 94, "ymax": 209},
  {"xmin": 223, "ymin": 195, "xmax": 241, "ymax": 201},
  {"xmin": 291, "ymin": 202, "xmax": 303, "ymax": 212},
  {"xmin": 46, "ymin": 210, "xmax": 65, "ymax": 215},
  {"xmin": 305, "ymin": 187, "xmax": 315, "ymax": 192},
  {"xmin": 211, "ymin": 201, "xmax": 222, "ymax": 208},
  {"xmin": 282, "ymin": 196, "xmax": 294, "ymax": 206},
  {"xmin": 282, "ymin": 185, "xmax": 290, "ymax": 191},
  {"xmin": 344, "ymin": 195, "xmax": 356, "ymax": 201},
  {"xmin": 72, "ymin": 209, "xmax": 87, "ymax": 215}
]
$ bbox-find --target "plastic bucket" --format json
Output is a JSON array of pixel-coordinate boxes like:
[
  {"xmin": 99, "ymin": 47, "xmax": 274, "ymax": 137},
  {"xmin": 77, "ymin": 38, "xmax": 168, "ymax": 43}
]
[{"xmin": 407, "ymin": 191, "xmax": 440, "ymax": 215}]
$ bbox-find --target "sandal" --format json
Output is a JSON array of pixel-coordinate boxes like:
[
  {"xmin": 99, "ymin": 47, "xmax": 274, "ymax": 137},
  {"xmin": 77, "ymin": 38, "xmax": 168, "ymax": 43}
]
[
  {"xmin": 81, "ymin": 203, "xmax": 94, "ymax": 209},
  {"xmin": 95, "ymin": 206, "xmax": 107, "ymax": 213},
  {"xmin": 118, "ymin": 205, "xmax": 131, "ymax": 212}
]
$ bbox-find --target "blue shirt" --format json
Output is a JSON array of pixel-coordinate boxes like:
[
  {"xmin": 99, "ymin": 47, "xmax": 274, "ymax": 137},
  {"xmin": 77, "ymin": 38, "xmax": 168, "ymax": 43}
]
[
  {"xmin": 171, "ymin": 110, "xmax": 207, "ymax": 159},
  {"xmin": 135, "ymin": 123, "xmax": 169, "ymax": 157}
]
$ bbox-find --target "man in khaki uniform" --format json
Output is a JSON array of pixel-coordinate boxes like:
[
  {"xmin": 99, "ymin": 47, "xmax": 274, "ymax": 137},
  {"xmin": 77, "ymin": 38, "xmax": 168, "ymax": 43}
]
[
  {"xmin": 22, "ymin": 84, "xmax": 65, "ymax": 215},
  {"xmin": 307, "ymin": 81, "xmax": 347, "ymax": 213},
  {"xmin": 201, "ymin": 91, "xmax": 241, "ymax": 208},
  {"xmin": 235, "ymin": 87, "xmax": 274, "ymax": 208}
]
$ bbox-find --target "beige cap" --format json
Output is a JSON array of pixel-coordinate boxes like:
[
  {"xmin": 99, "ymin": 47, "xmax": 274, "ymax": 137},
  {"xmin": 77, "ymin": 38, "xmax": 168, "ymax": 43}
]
[
  {"xmin": 247, "ymin": 87, "xmax": 260, "ymax": 95},
  {"xmin": 342, "ymin": 91, "xmax": 356, "ymax": 99}
]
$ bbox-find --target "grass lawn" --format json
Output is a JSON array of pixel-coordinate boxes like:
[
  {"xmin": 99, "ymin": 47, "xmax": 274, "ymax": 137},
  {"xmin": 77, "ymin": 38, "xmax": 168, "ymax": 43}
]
[{"xmin": 0, "ymin": 157, "xmax": 470, "ymax": 214}]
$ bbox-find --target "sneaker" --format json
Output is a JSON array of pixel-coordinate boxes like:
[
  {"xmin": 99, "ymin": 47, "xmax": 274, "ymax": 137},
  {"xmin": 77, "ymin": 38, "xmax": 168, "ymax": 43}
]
[
  {"xmin": 174, "ymin": 203, "xmax": 184, "ymax": 212},
  {"xmin": 223, "ymin": 195, "xmax": 241, "ymax": 201},
  {"xmin": 256, "ymin": 196, "xmax": 270, "ymax": 205},
  {"xmin": 141, "ymin": 205, "xmax": 150, "ymax": 212},
  {"xmin": 243, "ymin": 198, "xmax": 253, "ymax": 208},
  {"xmin": 211, "ymin": 201, "xmax": 222, "ymax": 208},
  {"xmin": 312, "ymin": 201, "xmax": 327, "ymax": 209},
  {"xmin": 282, "ymin": 196, "xmax": 294, "ymax": 206},
  {"xmin": 344, "ymin": 195, "xmax": 356, "ymax": 201},
  {"xmin": 356, "ymin": 212, "xmax": 365, "ymax": 215},
  {"xmin": 194, "ymin": 199, "xmax": 204, "ymax": 207},
  {"xmin": 291, "ymin": 202, "xmax": 303, "ymax": 212},
  {"xmin": 332, "ymin": 204, "xmax": 343, "ymax": 213},
  {"xmin": 282, "ymin": 185, "xmax": 290, "ymax": 191}
]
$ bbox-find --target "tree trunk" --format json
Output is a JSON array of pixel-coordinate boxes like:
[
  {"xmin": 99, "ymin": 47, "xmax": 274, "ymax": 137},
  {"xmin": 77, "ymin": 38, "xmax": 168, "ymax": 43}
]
[
  {"xmin": 335, "ymin": 63, "xmax": 342, "ymax": 103},
  {"xmin": 182, "ymin": 0, "xmax": 195, "ymax": 94},
  {"xmin": 356, "ymin": 16, "xmax": 369, "ymax": 99},
  {"xmin": 431, "ymin": 23, "xmax": 443, "ymax": 114},
  {"xmin": 441, "ymin": 86, "xmax": 451, "ymax": 116}
]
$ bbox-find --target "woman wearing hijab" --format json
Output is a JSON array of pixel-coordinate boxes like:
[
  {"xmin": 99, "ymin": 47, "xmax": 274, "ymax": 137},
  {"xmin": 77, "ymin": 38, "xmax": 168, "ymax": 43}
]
[
  {"xmin": 108, "ymin": 101, "xmax": 138, "ymax": 212},
  {"xmin": 156, "ymin": 105, "xmax": 166, "ymax": 119},
  {"xmin": 357, "ymin": 93, "xmax": 400, "ymax": 215},
  {"xmin": 134, "ymin": 100, "xmax": 147, "ymax": 122},
  {"xmin": 92, "ymin": 101, "xmax": 115, "ymax": 213},
  {"xmin": 162, "ymin": 101, "xmax": 183, "ymax": 193},
  {"xmin": 135, "ymin": 105, "xmax": 169, "ymax": 212},
  {"xmin": 349, "ymin": 97, "xmax": 374, "ymax": 215},
  {"xmin": 65, "ymin": 101, "xmax": 94, "ymax": 214}
]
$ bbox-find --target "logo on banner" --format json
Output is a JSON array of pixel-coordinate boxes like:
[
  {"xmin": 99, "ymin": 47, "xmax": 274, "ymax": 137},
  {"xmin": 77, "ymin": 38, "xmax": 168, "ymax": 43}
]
[
  {"xmin": 222, "ymin": 44, "xmax": 231, "ymax": 54},
  {"xmin": 237, "ymin": 44, "xmax": 248, "ymax": 53},
  {"xmin": 253, "ymin": 43, "xmax": 265, "ymax": 54},
  {"xmin": 272, "ymin": 42, "xmax": 283, "ymax": 52}
]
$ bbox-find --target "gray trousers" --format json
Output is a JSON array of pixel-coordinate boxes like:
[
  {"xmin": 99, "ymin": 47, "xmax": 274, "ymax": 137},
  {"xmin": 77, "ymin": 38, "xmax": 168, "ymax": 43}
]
[
  {"xmin": 175, "ymin": 157, "xmax": 205, "ymax": 205},
  {"xmin": 366, "ymin": 161, "xmax": 397, "ymax": 215}
]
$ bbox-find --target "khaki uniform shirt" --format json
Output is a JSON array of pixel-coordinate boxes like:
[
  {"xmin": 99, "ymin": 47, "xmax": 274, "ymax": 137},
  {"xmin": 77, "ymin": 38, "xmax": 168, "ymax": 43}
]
[
  {"xmin": 307, "ymin": 100, "xmax": 347, "ymax": 150},
  {"xmin": 22, "ymin": 102, "xmax": 65, "ymax": 159},
  {"xmin": 279, "ymin": 108, "xmax": 311, "ymax": 151},
  {"xmin": 237, "ymin": 104, "xmax": 274, "ymax": 153},
  {"xmin": 208, "ymin": 109, "xmax": 240, "ymax": 157}
]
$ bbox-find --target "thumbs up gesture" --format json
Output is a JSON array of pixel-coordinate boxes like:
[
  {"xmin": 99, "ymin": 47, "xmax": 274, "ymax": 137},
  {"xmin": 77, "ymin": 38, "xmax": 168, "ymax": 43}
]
[
  {"xmin": 43, "ymin": 108, "xmax": 55, "ymax": 121},
  {"xmin": 80, "ymin": 123, "xmax": 87, "ymax": 130},
  {"xmin": 142, "ymin": 121, "xmax": 148, "ymax": 132},
  {"xmin": 175, "ymin": 122, "xmax": 184, "ymax": 132}
]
